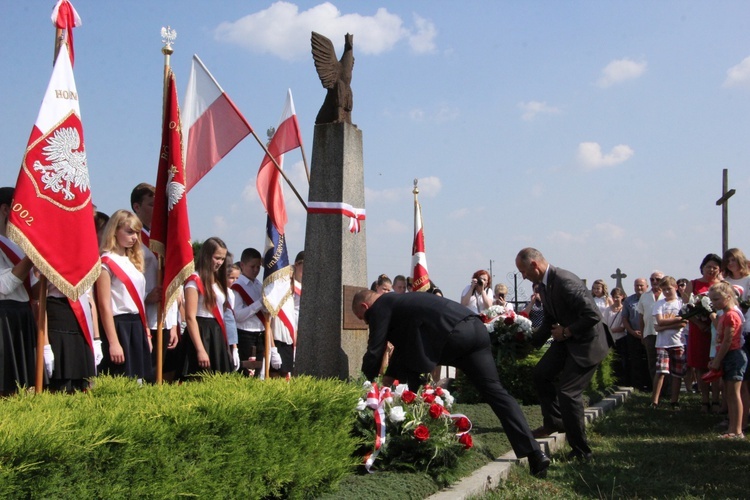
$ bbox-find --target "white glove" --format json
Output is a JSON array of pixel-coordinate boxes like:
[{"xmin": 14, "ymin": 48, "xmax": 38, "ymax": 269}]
[
  {"xmin": 94, "ymin": 339, "xmax": 103, "ymax": 366},
  {"xmin": 270, "ymin": 347, "xmax": 282, "ymax": 370},
  {"xmin": 232, "ymin": 346, "xmax": 241, "ymax": 371},
  {"xmin": 43, "ymin": 344, "xmax": 55, "ymax": 378}
]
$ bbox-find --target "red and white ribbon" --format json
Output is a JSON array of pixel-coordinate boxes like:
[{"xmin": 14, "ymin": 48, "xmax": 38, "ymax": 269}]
[
  {"xmin": 307, "ymin": 201, "xmax": 366, "ymax": 233},
  {"xmin": 364, "ymin": 383, "xmax": 392, "ymax": 472}
]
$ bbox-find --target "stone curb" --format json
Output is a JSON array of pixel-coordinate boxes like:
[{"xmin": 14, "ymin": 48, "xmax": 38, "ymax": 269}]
[{"xmin": 427, "ymin": 387, "xmax": 634, "ymax": 500}]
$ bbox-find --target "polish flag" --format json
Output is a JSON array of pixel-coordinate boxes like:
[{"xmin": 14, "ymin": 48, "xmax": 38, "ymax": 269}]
[
  {"xmin": 411, "ymin": 195, "xmax": 430, "ymax": 292},
  {"xmin": 183, "ymin": 54, "xmax": 252, "ymax": 191},
  {"xmin": 8, "ymin": 41, "xmax": 100, "ymax": 301},
  {"xmin": 150, "ymin": 69, "xmax": 195, "ymax": 312},
  {"xmin": 256, "ymin": 89, "xmax": 303, "ymax": 235}
]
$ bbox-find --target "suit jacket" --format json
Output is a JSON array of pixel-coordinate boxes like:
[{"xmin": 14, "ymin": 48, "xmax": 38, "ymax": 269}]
[
  {"xmin": 361, "ymin": 292, "xmax": 475, "ymax": 381},
  {"xmin": 532, "ymin": 265, "xmax": 612, "ymax": 367}
]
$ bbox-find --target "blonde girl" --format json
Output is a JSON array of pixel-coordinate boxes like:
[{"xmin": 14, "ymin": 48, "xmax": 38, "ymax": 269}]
[
  {"xmin": 181, "ymin": 237, "xmax": 231, "ymax": 376},
  {"xmin": 708, "ymin": 281, "xmax": 747, "ymax": 438},
  {"xmin": 591, "ymin": 279, "xmax": 613, "ymax": 312},
  {"xmin": 97, "ymin": 210, "xmax": 152, "ymax": 379}
]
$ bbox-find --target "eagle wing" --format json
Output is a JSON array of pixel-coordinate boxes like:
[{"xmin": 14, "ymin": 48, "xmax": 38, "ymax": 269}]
[{"xmin": 311, "ymin": 31, "xmax": 340, "ymax": 89}]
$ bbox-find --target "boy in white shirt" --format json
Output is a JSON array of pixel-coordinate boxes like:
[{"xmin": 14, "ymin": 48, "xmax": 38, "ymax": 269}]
[{"xmin": 651, "ymin": 276, "xmax": 688, "ymax": 409}]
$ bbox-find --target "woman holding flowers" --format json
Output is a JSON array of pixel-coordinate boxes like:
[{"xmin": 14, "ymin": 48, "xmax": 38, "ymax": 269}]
[{"xmin": 683, "ymin": 253, "xmax": 722, "ymax": 412}]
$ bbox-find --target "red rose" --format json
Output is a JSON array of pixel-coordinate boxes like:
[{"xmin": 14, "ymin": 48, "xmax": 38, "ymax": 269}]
[
  {"xmin": 423, "ymin": 393, "xmax": 436, "ymax": 403},
  {"xmin": 459, "ymin": 433, "xmax": 473, "ymax": 449},
  {"xmin": 454, "ymin": 416, "xmax": 471, "ymax": 432},
  {"xmin": 392, "ymin": 379, "xmax": 400, "ymax": 387},
  {"xmin": 504, "ymin": 316, "xmax": 515, "ymax": 326},
  {"xmin": 401, "ymin": 390, "xmax": 416, "ymax": 404},
  {"xmin": 414, "ymin": 424, "xmax": 430, "ymax": 442},
  {"xmin": 515, "ymin": 332, "xmax": 526, "ymax": 342},
  {"xmin": 429, "ymin": 403, "xmax": 444, "ymax": 419},
  {"xmin": 435, "ymin": 387, "xmax": 444, "ymax": 397}
]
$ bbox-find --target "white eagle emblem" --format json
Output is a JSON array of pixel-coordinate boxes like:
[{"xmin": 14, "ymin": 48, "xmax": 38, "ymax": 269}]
[
  {"xmin": 32, "ymin": 127, "xmax": 89, "ymax": 201},
  {"xmin": 166, "ymin": 166, "xmax": 185, "ymax": 212}
]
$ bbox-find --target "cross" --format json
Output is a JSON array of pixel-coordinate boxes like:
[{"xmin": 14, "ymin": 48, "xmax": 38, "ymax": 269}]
[
  {"xmin": 611, "ymin": 268, "xmax": 627, "ymax": 292},
  {"xmin": 716, "ymin": 168, "xmax": 736, "ymax": 255}
]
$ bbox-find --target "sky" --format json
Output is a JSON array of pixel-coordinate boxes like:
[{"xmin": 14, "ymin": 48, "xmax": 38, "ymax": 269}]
[{"xmin": 1, "ymin": 1, "xmax": 750, "ymax": 303}]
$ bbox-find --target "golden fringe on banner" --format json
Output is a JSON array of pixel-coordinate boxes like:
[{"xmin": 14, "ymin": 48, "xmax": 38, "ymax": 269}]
[
  {"xmin": 261, "ymin": 264, "xmax": 294, "ymax": 318},
  {"xmin": 164, "ymin": 261, "xmax": 194, "ymax": 313},
  {"xmin": 6, "ymin": 222, "xmax": 101, "ymax": 302}
]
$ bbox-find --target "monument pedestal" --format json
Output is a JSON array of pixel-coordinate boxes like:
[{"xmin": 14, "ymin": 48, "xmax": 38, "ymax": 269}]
[{"xmin": 296, "ymin": 123, "xmax": 368, "ymax": 379}]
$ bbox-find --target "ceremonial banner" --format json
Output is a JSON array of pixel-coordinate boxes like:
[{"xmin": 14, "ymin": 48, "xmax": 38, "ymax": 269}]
[
  {"xmin": 150, "ymin": 69, "xmax": 194, "ymax": 311},
  {"xmin": 8, "ymin": 41, "xmax": 99, "ymax": 301},
  {"xmin": 256, "ymin": 89, "xmax": 303, "ymax": 235},
  {"xmin": 262, "ymin": 218, "xmax": 296, "ymax": 342},
  {"xmin": 411, "ymin": 192, "xmax": 430, "ymax": 292},
  {"xmin": 183, "ymin": 54, "xmax": 252, "ymax": 191}
]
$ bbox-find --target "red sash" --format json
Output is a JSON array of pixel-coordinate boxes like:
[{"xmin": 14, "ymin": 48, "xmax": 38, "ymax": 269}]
[
  {"xmin": 231, "ymin": 282, "xmax": 267, "ymax": 324},
  {"xmin": 67, "ymin": 296, "xmax": 94, "ymax": 352},
  {"xmin": 278, "ymin": 308, "xmax": 296, "ymax": 345},
  {"xmin": 187, "ymin": 274, "xmax": 227, "ymax": 344},
  {"xmin": 101, "ymin": 255, "xmax": 149, "ymax": 336},
  {"xmin": 0, "ymin": 238, "xmax": 32, "ymax": 296}
]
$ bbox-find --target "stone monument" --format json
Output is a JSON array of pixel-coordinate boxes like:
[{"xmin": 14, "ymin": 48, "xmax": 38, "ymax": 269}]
[{"xmin": 296, "ymin": 32, "xmax": 368, "ymax": 379}]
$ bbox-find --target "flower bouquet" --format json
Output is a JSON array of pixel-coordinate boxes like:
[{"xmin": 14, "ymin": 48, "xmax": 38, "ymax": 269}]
[
  {"xmin": 679, "ymin": 294, "xmax": 714, "ymax": 321},
  {"xmin": 353, "ymin": 380, "xmax": 473, "ymax": 475},
  {"xmin": 481, "ymin": 305, "xmax": 534, "ymax": 360}
]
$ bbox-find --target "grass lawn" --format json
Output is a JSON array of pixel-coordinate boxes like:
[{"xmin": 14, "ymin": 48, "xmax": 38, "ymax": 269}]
[{"xmin": 478, "ymin": 390, "xmax": 750, "ymax": 499}]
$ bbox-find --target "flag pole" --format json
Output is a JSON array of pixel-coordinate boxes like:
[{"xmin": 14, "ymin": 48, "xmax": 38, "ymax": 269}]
[
  {"xmin": 264, "ymin": 318, "xmax": 272, "ymax": 379},
  {"xmin": 154, "ymin": 27, "xmax": 176, "ymax": 385},
  {"xmin": 299, "ymin": 143, "xmax": 311, "ymax": 184}
]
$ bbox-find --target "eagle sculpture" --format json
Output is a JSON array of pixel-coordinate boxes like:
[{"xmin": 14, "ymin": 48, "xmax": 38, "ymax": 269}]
[{"xmin": 311, "ymin": 32, "xmax": 354, "ymax": 125}]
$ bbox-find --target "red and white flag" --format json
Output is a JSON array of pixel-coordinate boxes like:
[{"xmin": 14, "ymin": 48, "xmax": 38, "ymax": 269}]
[
  {"xmin": 256, "ymin": 89, "xmax": 303, "ymax": 235},
  {"xmin": 183, "ymin": 54, "xmax": 252, "ymax": 192},
  {"xmin": 411, "ymin": 193, "xmax": 430, "ymax": 292},
  {"xmin": 51, "ymin": 0, "xmax": 81, "ymax": 66},
  {"xmin": 150, "ymin": 69, "xmax": 195, "ymax": 311},
  {"xmin": 7, "ymin": 41, "xmax": 99, "ymax": 301}
]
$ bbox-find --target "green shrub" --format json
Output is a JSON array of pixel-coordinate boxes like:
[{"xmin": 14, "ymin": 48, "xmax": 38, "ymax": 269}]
[
  {"xmin": 454, "ymin": 346, "xmax": 617, "ymax": 406},
  {"xmin": 0, "ymin": 374, "xmax": 361, "ymax": 499}
]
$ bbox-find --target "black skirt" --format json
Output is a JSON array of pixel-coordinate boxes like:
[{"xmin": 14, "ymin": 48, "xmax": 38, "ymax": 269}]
[
  {"xmin": 0, "ymin": 300, "xmax": 37, "ymax": 393},
  {"xmin": 180, "ymin": 317, "xmax": 231, "ymax": 378},
  {"xmin": 46, "ymin": 297, "xmax": 96, "ymax": 391},
  {"xmin": 101, "ymin": 313, "xmax": 153, "ymax": 380}
]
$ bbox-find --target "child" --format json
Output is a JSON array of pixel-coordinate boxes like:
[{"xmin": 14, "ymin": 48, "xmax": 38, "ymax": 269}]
[
  {"xmin": 370, "ymin": 273, "xmax": 393, "ymax": 294},
  {"xmin": 708, "ymin": 281, "xmax": 748, "ymax": 438},
  {"xmin": 130, "ymin": 183, "xmax": 179, "ymax": 381},
  {"xmin": 231, "ymin": 248, "xmax": 267, "ymax": 376},
  {"xmin": 181, "ymin": 237, "xmax": 231, "ymax": 377},
  {"xmin": 604, "ymin": 287, "xmax": 628, "ymax": 386},
  {"xmin": 0, "ymin": 187, "xmax": 39, "ymax": 394},
  {"xmin": 592, "ymin": 279, "xmax": 613, "ymax": 312},
  {"xmin": 651, "ymin": 276, "xmax": 688, "ymax": 409},
  {"xmin": 224, "ymin": 257, "xmax": 240, "ymax": 372},
  {"xmin": 97, "ymin": 210, "xmax": 153, "ymax": 380}
]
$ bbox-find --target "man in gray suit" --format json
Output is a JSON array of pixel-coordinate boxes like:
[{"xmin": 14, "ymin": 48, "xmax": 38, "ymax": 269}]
[{"xmin": 515, "ymin": 248, "xmax": 612, "ymax": 461}]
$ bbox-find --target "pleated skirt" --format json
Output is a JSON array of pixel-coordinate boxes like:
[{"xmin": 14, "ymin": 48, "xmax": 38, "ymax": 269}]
[
  {"xmin": 180, "ymin": 317, "xmax": 231, "ymax": 378},
  {"xmin": 46, "ymin": 297, "xmax": 96, "ymax": 391},
  {"xmin": 0, "ymin": 300, "xmax": 37, "ymax": 393},
  {"xmin": 101, "ymin": 313, "xmax": 153, "ymax": 380}
]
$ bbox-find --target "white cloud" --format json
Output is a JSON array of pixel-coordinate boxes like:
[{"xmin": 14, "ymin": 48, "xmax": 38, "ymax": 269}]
[
  {"xmin": 448, "ymin": 208, "xmax": 469, "ymax": 220},
  {"xmin": 594, "ymin": 222, "xmax": 625, "ymax": 240},
  {"xmin": 596, "ymin": 58, "xmax": 647, "ymax": 88},
  {"xmin": 409, "ymin": 108, "xmax": 426, "ymax": 121},
  {"xmin": 214, "ymin": 2, "xmax": 436, "ymax": 61},
  {"xmin": 213, "ymin": 215, "xmax": 229, "ymax": 232},
  {"xmin": 548, "ymin": 230, "xmax": 587, "ymax": 244},
  {"xmin": 723, "ymin": 56, "xmax": 750, "ymax": 88},
  {"xmin": 518, "ymin": 101, "xmax": 561, "ymax": 121},
  {"xmin": 576, "ymin": 142, "xmax": 634, "ymax": 169},
  {"xmin": 408, "ymin": 105, "xmax": 459, "ymax": 123},
  {"xmin": 365, "ymin": 176, "xmax": 441, "ymax": 204}
]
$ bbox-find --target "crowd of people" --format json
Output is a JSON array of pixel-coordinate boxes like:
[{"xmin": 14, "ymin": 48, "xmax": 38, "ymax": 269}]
[{"xmin": 0, "ymin": 183, "xmax": 304, "ymax": 395}]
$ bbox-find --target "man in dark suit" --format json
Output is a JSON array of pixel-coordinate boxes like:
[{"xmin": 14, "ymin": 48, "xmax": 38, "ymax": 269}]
[
  {"xmin": 515, "ymin": 248, "xmax": 612, "ymax": 461},
  {"xmin": 352, "ymin": 289, "xmax": 550, "ymax": 477}
]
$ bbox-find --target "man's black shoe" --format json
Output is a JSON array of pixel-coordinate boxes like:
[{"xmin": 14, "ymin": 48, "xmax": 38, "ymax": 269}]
[
  {"xmin": 566, "ymin": 450, "xmax": 593, "ymax": 463},
  {"xmin": 528, "ymin": 450, "xmax": 550, "ymax": 478}
]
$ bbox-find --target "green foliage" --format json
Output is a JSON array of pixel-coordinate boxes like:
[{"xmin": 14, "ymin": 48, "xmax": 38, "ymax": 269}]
[
  {"xmin": 454, "ymin": 346, "xmax": 617, "ymax": 406},
  {"xmin": 0, "ymin": 375, "xmax": 361, "ymax": 499}
]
